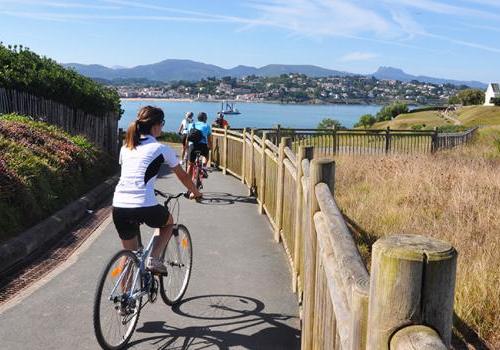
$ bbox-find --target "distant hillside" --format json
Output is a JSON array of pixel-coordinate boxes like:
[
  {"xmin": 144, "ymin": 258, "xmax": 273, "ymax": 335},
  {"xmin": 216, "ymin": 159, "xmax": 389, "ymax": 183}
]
[
  {"xmin": 64, "ymin": 60, "xmax": 487, "ymax": 88},
  {"xmin": 373, "ymin": 66, "xmax": 486, "ymax": 89},
  {"xmin": 64, "ymin": 60, "xmax": 353, "ymax": 82}
]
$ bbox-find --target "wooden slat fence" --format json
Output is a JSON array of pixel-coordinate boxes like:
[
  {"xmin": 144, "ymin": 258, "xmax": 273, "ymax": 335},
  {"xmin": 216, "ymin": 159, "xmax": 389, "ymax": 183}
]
[
  {"xmin": 0, "ymin": 88, "xmax": 120, "ymax": 155},
  {"xmin": 211, "ymin": 127, "xmax": 459, "ymax": 349},
  {"xmin": 249, "ymin": 126, "xmax": 478, "ymax": 157}
]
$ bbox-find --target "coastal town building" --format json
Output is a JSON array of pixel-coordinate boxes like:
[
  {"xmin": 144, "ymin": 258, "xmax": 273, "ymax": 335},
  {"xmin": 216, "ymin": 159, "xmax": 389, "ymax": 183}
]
[{"xmin": 484, "ymin": 83, "xmax": 500, "ymax": 106}]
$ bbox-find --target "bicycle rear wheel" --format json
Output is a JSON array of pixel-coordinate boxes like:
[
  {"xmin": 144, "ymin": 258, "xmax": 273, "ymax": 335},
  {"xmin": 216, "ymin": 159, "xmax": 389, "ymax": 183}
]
[
  {"xmin": 159, "ymin": 224, "xmax": 193, "ymax": 305},
  {"xmin": 93, "ymin": 250, "xmax": 142, "ymax": 350}
]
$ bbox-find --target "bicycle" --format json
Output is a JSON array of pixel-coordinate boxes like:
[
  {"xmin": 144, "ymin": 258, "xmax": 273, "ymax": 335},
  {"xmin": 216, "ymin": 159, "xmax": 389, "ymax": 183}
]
[
  {"xmin": 93, "ymin": 190, "xmax": 193, "ymax": 350},
  {"xmin": 192, "ymin": 150, "xmax": 208, "ymax": 190}
]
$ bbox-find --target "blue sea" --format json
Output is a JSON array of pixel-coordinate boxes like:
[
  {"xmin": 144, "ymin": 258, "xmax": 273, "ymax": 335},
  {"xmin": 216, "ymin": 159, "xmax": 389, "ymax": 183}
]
[{"xmin": 120, "ymin": 100, "xmax": 382, "ymax": 131}]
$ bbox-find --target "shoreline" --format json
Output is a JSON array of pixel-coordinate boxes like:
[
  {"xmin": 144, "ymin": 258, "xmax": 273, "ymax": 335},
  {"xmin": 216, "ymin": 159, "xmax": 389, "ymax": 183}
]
[{"xmin": 120, "ymin": 97, "xmax": 391, "ymax": 106}]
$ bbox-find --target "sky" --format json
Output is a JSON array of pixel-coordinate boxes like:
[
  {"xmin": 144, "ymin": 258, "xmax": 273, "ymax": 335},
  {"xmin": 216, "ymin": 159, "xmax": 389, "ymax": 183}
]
[{"xmin": 1, "ymin": 0, "xmax": 499, "ymax": 83}]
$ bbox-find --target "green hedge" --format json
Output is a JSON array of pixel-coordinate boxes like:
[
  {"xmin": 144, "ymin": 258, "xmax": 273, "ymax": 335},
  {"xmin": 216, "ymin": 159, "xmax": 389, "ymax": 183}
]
[
  {"xmin": 0, "ymin": 114, "xmax": 115, "ymax": 241},
  {"xmin": 0, "ymin": 43, "xmax": 121, "ymax": 115}
]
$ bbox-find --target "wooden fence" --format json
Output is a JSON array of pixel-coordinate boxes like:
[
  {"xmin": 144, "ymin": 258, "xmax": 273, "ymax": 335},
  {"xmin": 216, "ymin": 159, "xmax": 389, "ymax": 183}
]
[
  {"xmin": 211, "ymin": 126, "xmax": 457, "ymax": 350},
  {"xmin": 0, "ymin": 88, "xmax": 121, "ymax": 156},
  {"xmin": 238, "ymin": 125, "xmax": 477, "ymax": 157}
]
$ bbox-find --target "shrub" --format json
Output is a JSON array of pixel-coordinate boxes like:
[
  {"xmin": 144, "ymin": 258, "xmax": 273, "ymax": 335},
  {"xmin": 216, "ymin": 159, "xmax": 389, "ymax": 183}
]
[
  {"xmin": 317, "ymin": 118, "xmax": 344, "ymax": 130},
  {"xmin": 408, "ymin": 106, "xmax": 447, "ymax": 113},
  {"xmin": 490, "ymin": 97, "xmax": 500, "ymax": 106},
  {"xmin": 0, "ymin": 43, "xmax": 121, "ymax": 115},
  {"xmin": 376, "ymin": 102, "xmax": 408, "ymax": 121},
  {"xmin": 0, "ymin": 114, "xmax": 115, "ymax": 241},
  {"xmin": 354, "ymin": 114, "xmax": 377, "ymax": 128},
  {"xmin": 449, "ymin": 89, "xmax": 485, "ymax": 106},
  {"xmin": 158, "ymin": 132, "xmax": 182, "ymax": 143}
]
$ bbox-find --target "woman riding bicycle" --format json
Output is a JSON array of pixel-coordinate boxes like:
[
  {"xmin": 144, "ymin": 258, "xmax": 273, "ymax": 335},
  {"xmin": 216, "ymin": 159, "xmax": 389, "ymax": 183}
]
[{"xmin": 113, "ymin": 106, "xmax": 202, "ymax": 274}]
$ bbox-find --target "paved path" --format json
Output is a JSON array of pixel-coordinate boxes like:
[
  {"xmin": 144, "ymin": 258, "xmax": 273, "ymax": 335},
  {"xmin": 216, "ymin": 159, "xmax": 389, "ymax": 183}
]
[{"xmin": 0, "ymin": 167, "xmax": 300, "ymax": 349}]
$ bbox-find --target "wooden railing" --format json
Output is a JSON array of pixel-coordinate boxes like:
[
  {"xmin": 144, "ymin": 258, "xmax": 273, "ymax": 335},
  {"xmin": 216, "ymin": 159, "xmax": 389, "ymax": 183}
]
[
  {"xmin": 227, "ymin": 125, "xmax": 477, "ymax": 158},
  {"xmin": 0, "ymin": 88, "xmax": 121, "ymax": 156},
  {"xmin": 211, "ymin": 126, "xmax": 458, "ymax": 350}
]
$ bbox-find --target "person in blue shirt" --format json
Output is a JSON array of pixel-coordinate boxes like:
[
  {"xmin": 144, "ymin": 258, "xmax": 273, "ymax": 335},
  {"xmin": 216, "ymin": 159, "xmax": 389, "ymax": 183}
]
[{"xmin": 187, "ymin": 112, "xmax": 212, "ymax": 177}]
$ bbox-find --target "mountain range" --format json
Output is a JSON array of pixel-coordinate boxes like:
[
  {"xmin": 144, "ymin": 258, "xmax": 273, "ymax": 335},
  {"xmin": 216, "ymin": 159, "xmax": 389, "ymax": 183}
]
[{"xmin": 63, "ymin": 60, "xmax": 486, "ymax": 88}]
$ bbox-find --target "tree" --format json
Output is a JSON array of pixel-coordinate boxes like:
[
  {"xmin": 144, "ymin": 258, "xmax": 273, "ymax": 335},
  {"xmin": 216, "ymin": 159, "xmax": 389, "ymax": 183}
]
[
  {"xmin": 317, "ymin": 118, "xmax": 344, "ymax": 129},
  {"xmin": 354, "ymin": 114, "xmax": 377, "ymax": 128},
  {"xmin": 376, "ymin": 101, "xmax": 408, "ymax": 121},
  {"xmin": 450, "ymin": 88, "xmax": 485, "ymax": 106}
]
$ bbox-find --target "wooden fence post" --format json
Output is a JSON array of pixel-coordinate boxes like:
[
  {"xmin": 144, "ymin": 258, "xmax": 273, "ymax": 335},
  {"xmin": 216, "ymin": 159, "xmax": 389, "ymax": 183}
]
[
  {"xmin": 385, "ymin": 126, "xmax": 391, "ymax": 154},
  {"xmin": 249, "ymin": 129, "xmax": 255, "ymax": 195},
  {"xmin": 390, "ymin": 325, "xmax": 447, "ymax": 350},
  {"xmin": 292, "ymin": 146, "xmax": 314, "ymax": 293},
  {"xmin": 332, "ymin": 125, "xmax": 337, "ymax": 155},
  {"xmin": 367, "ymin": 234, "xmax": 457, "ymax": 350},
  {"xmin": 223, "ymin": 125, "xmax": 228, "ymax": 174},
  {"xmin": 274, "ymin": 137, "xmax": 291, "ymax": 242},
  {"xmin": 241, "ymin": 128, "xmax": 247, "ymax": 184},
  {"xmin": 258, "ymin": 132, "xmax": 268, "ymax": 214},
  {"xmin": 431, "ymin": 127, "xmax": 439, "ymax": 153},
  {"xmin": 302, "ymin": 158, "xmax": 335, "ymax": 350}
]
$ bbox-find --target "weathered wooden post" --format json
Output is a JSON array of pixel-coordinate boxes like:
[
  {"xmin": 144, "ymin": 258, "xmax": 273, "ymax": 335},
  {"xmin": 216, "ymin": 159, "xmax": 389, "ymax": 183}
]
[
  {"xmin": 223, "ymin": 125, "xmax": 228, "ymax": 174},
  {"xmin": 367, "ymin": 234, "xmax": 457, "ymax": 350},
  {"xmin": 274, "ymin": 137, "xmax": 291, "ymax": 242},
  {"xmin": 249, "ymin": 129, "xmax": 256, "ymax": 196},
  {"xmin": 292, "ymin": 145, "xmax": 314, "ymax": 293},
  {"xmin": 302, "ymin": 158, "xmax": 335, "ymax": 350},
  {"xmin": 332, "ymin": 125, "xmax": 337, "ymax": 155},
  {"xmin": 258, "ymin": 132, "xmax": 268, "ymax": 214},
  {"xmin": 431, "ymin": 127, "xmax": 439, "ymax": 153},
  {"xmin": 390, "ymin": 325, "xmax": 447, "ymax": 350},
  {"xmin": 351, "ymin": 276, "xmax": 370, "ymax": 350},
  {"xmin": 241, "ymin": 128, "xmax": 247, "ymax": 184},
  {"xmin": 385, "ymin": 126, "xmax": 391, "ymax": 154}
]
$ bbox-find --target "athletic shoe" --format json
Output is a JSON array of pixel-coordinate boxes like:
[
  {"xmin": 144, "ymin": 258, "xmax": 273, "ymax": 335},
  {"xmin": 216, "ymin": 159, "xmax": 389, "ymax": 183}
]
[{"xmin": 146, "ymin": 257, "xmax": 168, "ymax": 275}]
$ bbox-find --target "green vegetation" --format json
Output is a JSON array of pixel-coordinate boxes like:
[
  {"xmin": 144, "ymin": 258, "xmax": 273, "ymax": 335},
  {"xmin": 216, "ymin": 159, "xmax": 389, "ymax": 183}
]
[
  {"xmin": 0, "ymin": 114, "xmax": 115, "ymax": 241},
  {"xmin": 491, "ymin": 97, "xmax": 500, "ymax": 106},
  {"xmin": 375, "ymin": 101, "xmax": 408, "ymax": 121},
  {"xmin": 317, "ymin": 118, "xmax": 344, "ymax": 130},
  {"xmin": 354, "ymin": 114, "xmax": 377, "ymax": 128},
  {"xmin": 448, "ymin": 88, "xmax": 485, "ymax": 106},
  {"xmin": 0, "ymin": 43, "xmax": 121, "ymax": 115},
  {"xmin": 158, "ymin": 131, "xmax": 182, "ymax": 143}
]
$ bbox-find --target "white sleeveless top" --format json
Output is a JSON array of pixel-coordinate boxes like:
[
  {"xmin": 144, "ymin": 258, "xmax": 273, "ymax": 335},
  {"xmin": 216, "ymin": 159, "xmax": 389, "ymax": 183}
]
[{"xmin": 113, "ymin": 135, "xmax": 179, "ymax": 208}]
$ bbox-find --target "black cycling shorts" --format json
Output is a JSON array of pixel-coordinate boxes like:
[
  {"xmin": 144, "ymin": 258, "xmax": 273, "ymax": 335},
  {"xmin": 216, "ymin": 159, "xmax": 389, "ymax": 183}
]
[
  {"xmin": 189, "ymin": 143, "xmax": 209, "ymax": 162},
  {"xmin": 112, "ymin": 205, "xmax": 170, "ymax": 241},
  {"xmin": 181, "ymin": 134, "xmax": 188, "ymax": 146}
]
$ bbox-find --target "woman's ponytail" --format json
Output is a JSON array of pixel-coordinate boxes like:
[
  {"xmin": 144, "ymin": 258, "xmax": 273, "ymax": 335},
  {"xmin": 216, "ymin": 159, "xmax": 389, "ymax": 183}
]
[
  {"xmin": 124, "ymin": 106, "xmax": 164, "ymax": 150},
  {"xmin": 124, "ymin": 120, "xmax": 141, "ymax": 149}
]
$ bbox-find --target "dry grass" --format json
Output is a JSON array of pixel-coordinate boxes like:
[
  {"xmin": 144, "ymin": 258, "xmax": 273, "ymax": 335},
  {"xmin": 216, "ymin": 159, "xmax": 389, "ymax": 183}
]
[{"xmin": 333, "ymin": 131, "xmax": 500, "ymax": 347}]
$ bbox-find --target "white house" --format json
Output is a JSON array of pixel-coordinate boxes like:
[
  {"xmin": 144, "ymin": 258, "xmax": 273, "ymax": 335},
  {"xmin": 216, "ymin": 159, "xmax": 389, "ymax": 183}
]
[{"xmin": 484, "ymin": 83, "xmax": 500, "ymax": 106}]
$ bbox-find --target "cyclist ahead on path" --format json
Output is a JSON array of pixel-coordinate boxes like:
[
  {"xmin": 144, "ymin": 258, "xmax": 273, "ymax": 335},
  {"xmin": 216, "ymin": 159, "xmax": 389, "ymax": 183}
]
[
  {"xmin": 178, "ymin": 111, "xmax": 193, "ymax": 165},
  {"xmin": 187, "ymin": 112, "xmax": 212, "ymax": 178},
  {"xmin": 113, "ymin": 106, "xmax": 202, "ymax": 274}
]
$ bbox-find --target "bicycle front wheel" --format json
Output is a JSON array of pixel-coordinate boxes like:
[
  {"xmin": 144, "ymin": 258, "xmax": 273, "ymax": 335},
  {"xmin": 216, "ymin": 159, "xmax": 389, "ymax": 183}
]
[
  {"xmin": 93, "ymin": 250, "xmax": 142, "ymax": 350},
  {"xmin": 160, "ymin": 224, "xmax": 193, "ymax": 305}
]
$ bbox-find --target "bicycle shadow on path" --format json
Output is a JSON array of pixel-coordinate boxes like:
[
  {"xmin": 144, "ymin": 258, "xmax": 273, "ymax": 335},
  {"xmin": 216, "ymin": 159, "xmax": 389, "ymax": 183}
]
[{"xmin": 129, "ymin": 294, "xmax": 300, "ymax": 350}]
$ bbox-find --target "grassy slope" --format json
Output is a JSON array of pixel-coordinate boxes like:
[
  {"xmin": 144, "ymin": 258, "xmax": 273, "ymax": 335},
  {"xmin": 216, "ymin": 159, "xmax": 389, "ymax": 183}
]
[
  {"xmin": 338, "ymin": 105, "xmax": 500, "ymax": 347},
  {"xmin": 372, "ymin": 110, "xmax": 448, "ymax": 129},
  {"xmin": 372, "ymin": 105, "xmax": 500, "ymax": 130}
]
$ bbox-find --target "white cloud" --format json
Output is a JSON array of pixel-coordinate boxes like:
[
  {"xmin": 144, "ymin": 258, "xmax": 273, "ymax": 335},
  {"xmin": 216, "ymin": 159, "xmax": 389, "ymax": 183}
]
[
  {"xmin": 339, "ymin": 52, "xmax": 379, "ymax": 62},
  {"xmin": 382, "ymin": 0, "xmax": 500, "ymax": 21},
  {"xmin": 248, "ymin": 0, "xmax": 391, "ymax": 38}
]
